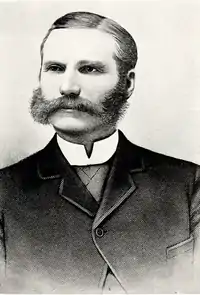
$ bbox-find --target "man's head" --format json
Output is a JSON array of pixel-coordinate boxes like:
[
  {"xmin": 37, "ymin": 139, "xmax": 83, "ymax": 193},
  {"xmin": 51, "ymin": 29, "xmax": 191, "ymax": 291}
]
[{"xmin": 30, "ymin": 11, "xmax": 138, "ymax": 140}]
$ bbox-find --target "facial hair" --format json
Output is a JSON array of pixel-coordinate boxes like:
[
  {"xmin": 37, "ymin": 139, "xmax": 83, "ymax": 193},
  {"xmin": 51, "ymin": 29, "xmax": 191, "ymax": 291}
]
[{"xmin": 30, "ymin": 79, "xmax": 129, "ymax": 128}]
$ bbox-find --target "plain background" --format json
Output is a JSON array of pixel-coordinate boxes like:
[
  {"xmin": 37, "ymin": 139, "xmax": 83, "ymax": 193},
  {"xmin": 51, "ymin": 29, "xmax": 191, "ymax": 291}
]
[{"xmin": 0, "ymin": 0, "xmax": 200, "ymax": 168}]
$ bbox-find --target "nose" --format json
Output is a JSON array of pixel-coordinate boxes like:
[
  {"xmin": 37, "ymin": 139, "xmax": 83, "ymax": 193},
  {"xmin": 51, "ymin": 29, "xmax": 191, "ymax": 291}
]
[{"xmin": 59, "ymin": 72, "xmax": 81, "ymax": 98}]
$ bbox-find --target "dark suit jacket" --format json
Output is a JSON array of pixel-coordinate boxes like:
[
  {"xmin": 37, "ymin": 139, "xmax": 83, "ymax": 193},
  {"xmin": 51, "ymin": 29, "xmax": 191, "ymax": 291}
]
[{"xmin": 0, "ymin": 131, "xmax": 199, "ymax": 293}]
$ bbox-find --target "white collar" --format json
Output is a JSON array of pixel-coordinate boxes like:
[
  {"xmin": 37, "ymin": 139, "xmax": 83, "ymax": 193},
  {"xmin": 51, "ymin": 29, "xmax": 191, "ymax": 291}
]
[{"xmin": 57, "ymin": 131, "xmax": 119, "ymax": 166}]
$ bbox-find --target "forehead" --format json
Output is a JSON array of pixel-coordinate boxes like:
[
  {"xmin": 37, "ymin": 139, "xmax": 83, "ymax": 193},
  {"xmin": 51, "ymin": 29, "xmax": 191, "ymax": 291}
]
[{"xmin": 43, "ymin": 28, "xmax": 117, "ymax": 63}]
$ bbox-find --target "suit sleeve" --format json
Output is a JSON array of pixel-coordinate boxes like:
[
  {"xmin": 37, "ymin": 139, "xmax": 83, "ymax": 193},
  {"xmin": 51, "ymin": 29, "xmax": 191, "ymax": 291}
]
[
  {"xmin": 0, "ymin": 171, "xmax": 7, "ymax": 278},
  {"xmin": 190, "ymin": 165, "xmax": 200, "ymax": 236}
]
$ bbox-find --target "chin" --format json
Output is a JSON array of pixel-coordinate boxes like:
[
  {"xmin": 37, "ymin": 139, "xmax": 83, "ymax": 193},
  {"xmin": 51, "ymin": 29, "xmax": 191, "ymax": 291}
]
[{"xmin": 50, "ymin": 117, "xmax": 91, "ymax": 135}]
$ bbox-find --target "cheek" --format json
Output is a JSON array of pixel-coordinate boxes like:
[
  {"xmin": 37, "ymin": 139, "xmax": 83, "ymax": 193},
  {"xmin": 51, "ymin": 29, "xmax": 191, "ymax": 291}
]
[
  {"xmin": 40, "ymin": 73, "xmax": 61, "ymax": 99},
  {"xmin": 80, "ymin": 74, "xmax": 119, "ymax": 102}
]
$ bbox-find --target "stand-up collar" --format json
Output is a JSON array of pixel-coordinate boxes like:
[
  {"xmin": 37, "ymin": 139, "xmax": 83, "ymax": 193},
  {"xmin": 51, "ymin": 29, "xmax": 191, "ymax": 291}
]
[{"xmin": 57, "ymin": 131, "xmax": 119, "ymax": 166}]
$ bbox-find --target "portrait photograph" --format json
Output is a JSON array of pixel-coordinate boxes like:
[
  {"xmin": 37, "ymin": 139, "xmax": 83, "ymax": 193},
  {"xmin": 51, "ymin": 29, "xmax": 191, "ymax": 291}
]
[{"xmin": 0, "ymin": 0, "xmax": 200, "ymax": 293}]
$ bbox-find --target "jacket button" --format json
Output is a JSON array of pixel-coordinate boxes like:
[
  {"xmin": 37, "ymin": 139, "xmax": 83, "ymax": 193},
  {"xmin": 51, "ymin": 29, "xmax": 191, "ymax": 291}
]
[{"xmin": 95, "ymin": 227, "xmax": 104, "ymax": 237}]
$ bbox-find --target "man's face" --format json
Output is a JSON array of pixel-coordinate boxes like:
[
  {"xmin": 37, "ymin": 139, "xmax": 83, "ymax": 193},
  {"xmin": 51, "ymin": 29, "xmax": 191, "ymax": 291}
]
[{"xmin": 31, "ymin": 28, "xmax": 128, "ymax": 136}]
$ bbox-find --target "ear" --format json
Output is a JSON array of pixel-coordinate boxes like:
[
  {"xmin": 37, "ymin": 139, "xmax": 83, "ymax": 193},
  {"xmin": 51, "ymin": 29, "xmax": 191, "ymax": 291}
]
[{"xmin": 126, "ymin": 69, "xmax": 135, "ymax": 99}]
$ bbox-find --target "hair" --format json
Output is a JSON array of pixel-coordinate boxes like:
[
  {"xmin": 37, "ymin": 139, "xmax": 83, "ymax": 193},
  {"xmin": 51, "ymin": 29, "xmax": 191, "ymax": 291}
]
[{"xmin": 39, "ymin": 11, "xmax": 138, "ymax": 79}]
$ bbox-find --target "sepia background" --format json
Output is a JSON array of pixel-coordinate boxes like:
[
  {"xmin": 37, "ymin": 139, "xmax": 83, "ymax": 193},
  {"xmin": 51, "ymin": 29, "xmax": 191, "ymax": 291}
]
[{"xmin": 0, "ymin": 0, "xmax": 200, "ymax": 168}]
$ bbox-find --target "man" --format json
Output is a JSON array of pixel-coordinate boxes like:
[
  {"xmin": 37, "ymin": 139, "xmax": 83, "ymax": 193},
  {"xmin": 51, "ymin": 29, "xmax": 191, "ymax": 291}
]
[{"xmin": 0, "ymin": 11, "xmax": 200, "ymax": 293}]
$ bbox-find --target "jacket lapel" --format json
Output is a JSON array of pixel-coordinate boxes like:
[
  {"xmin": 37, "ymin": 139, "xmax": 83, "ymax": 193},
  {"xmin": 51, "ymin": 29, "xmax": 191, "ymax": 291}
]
[
  {"xmin": 93, "ymin": 131, "xmax": 145, "ymax": 229},
  {"xmin": 37, "ymin": 134, "xmax": 99, "ymax": 217},
  {"xmin": 37, "ymin": 131, "xmax": 146, "ymax": 222},
  {"xmin": 37, "ymin": 132, "xmax": 144, "ymax": 221}
]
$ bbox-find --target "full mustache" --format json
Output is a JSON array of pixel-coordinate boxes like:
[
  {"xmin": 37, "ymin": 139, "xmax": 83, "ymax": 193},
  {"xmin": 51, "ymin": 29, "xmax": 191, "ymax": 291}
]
[{"xmin": 43, "ymin": 96, "xmax": 103, "ymax": 116}]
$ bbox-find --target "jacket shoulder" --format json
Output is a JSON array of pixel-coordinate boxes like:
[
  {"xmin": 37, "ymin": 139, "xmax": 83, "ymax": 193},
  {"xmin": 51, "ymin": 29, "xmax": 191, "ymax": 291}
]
[
  {"xmin": 119, "ymin": 131, "xmax": 198, "ymax": 180},
  {"xmin": 140, "ymin": 145, "xmax": 197, "ymax": 169},
  {"xmin": 125, "ymin": 138, "xmax": 197, "ymax": 170},
  {"xmin": 0, "ymin": 149, "xmax": 43, "ymax": 182}
]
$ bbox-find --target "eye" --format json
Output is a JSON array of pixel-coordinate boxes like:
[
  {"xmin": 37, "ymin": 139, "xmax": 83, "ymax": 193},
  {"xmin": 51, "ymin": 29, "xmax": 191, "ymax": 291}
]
[
  {"xmin": 45, "ymin": 64, "xmax": 65, "ymax": 73},
  {"xmin": 79, "ymin": 65, "xmax": 100, "ymax": 74}
]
